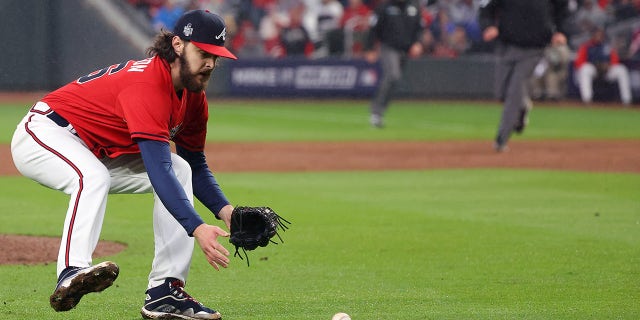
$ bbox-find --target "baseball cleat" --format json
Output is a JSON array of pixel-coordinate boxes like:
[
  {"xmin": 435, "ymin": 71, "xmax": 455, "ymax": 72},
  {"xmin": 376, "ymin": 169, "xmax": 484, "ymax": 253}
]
[
  {"xmin": 369, "ymin": 114, "xmax": 384, "ymax": 128},
  {"xmin": 514, "ymin": 101, "xmax": 532, "ymax": 134},
  {"xmin": 494, "ymin": 136, "xmax": 509, "ymax": 153},
  {"xmin": 494, "ymin": 142, "xmax": 509, "ymax": 153},
  {"xmin": 141, "ymin": 278, "xmax": 221, "ymax": 319},
  {"xmin": 514, "ymin": 109, "xmax": 529, "ymax": 134},
  {"xmin": 50, "ymin": 261, "xmax": 119, "ymax": 312}
]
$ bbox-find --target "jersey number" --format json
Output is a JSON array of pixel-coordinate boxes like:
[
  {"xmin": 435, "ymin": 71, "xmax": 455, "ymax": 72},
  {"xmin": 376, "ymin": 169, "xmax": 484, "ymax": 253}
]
[{"xmin": 76, "ymin": 62, "xmax": 128, "ymax": 84}]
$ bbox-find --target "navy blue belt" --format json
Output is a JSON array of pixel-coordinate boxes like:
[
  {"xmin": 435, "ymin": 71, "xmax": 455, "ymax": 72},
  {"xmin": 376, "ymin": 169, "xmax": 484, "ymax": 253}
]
[{"xmin": 47, "ymin": 111, "xmax": 71, "ymax": 127}]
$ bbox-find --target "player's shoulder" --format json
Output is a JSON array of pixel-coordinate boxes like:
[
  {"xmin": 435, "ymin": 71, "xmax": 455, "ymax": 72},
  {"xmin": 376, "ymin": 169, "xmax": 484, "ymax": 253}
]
[
  {"xmin": 120, "ymin": 56, "xmax": 172, "ymax": 86},
  {"xmin": 124, "ymin": 56, "xmax": 168, "ymax": 75}
]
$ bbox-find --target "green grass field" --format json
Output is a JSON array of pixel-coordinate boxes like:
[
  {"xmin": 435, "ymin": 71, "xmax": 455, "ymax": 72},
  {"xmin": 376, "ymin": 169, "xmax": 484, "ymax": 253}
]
[
  {"xmin": 0, "ymin": 100, "xmax": 638, "ymax": 319},
  {"xmin": 1, "ymin": 100, "xmax": 639, "ymax": 143}
]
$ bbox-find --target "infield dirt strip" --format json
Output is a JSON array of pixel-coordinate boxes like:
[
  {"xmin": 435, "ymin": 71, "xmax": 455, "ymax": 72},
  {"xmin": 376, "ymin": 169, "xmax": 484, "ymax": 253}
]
[{"xmin": 1, "ymin": 139, "xmax": 639, "ymax": 174}]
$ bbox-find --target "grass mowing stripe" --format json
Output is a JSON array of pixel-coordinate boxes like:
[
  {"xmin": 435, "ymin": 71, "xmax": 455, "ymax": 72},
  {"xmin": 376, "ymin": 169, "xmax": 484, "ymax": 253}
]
[
  {"xmin": 207, "ymin": 101, "xmax": 640, "ymax": 141},
  {"xmin": 2, "ymin": 101, "xmax": 639, "ymax": 142}
]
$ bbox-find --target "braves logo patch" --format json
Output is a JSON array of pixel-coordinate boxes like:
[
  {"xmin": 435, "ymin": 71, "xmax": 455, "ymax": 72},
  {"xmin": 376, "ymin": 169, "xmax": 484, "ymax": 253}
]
[{"xmin": 169, "ymin": 123, "xmax": 182, "ymax": 139}]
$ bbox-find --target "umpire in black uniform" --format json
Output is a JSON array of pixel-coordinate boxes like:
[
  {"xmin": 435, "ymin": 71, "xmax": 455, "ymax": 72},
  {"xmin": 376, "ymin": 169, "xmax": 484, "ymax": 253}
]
[
  {"xmin": 479, "ymin": 0, "xmax": 569, "ymax": 152},
  {"xmin": 365, "ymin": 0, "xmax": 425, "ymax": 128}
]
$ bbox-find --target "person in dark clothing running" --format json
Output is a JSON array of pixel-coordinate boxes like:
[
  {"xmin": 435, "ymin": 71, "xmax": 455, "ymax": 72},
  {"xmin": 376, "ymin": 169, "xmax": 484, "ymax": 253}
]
[
  {"xmin": 479, "ymin": 0, "xmax": 569, "ymax": 152},
  {"xmin": 364, "ymin": 0, "xmax": 425, "ymax": 128}
]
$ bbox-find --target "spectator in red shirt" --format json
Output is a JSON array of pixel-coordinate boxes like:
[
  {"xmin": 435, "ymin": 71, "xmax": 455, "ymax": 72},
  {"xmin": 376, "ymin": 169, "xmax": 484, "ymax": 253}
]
[
  {"xmin": 340, "ymin": 0, "xmax": 372, "ymax": 56},
  {"xmin": 574, "ymin": 27, "xmax": 632, "ymax": 105}
]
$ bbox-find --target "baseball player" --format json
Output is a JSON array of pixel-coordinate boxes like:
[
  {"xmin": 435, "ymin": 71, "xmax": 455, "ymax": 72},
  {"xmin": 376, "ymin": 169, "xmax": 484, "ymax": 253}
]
[
  {"xmin": 11, "ymin": 10, "xmax": 237, "ymax": 319},
  {"xmin": 479, "ymin": 0, "xmax": 569, "ymax": 152},
  {"xmin": 364, "ymin": 0, "xmax": 425, "ymax": 128}
]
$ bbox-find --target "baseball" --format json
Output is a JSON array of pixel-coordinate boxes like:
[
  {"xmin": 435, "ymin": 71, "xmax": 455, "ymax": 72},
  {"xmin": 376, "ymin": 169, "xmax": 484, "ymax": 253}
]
[{"xmin": 332, "ymin": 312, "xmax": 351, "ymax": 320}]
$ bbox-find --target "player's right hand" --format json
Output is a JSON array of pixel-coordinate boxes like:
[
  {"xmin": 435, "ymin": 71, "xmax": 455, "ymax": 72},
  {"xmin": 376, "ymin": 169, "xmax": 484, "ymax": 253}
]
[
  {"xmin": 364, "ymin": 51, "xmax": 378, "ymax": 64},
  {"xmin": 193, "ymin": 223, "xmax": 230, "ymax": 270},
  {"xmin": 483, "ymin": 26, "xmax": 499, "ymax": 42}
]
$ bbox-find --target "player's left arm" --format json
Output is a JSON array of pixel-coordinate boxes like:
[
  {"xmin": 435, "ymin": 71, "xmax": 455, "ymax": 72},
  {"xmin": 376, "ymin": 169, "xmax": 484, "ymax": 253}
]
[
  {"xmin": 409, "ymin": 4, "xmax": 426, "ymax": 58},
  {"xmin": 551, "ymin": 0, "xmax": 569, "ymax": 46},
  {"xmin": 138, "ymin": 139, "xmax": 231, "ymax": 269},
  {"xmin": 176, "ymin": 145, "xmax": 233, "ymax": 228}
]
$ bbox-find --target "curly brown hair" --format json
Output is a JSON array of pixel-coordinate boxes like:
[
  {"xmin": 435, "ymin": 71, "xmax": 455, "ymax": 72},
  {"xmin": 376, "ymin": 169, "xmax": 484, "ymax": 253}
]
[{"xmin": 146, "ymin": 30, "xmax": 179, "ymax": 63}]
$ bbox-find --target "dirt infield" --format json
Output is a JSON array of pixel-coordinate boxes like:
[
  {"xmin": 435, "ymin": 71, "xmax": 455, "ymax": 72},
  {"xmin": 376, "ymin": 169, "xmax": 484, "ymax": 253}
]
[
  {"xmin": 1, "ymin": 138, "xmax": 639, "ymax": 265},
  {"xmin": 201, "ymin": 139, "xmax": 640, "ymax": 173},
  {"xmin": 2, "ymin": 139, "xmax": 640, "ymax": 175},
  {"xmin": 0, "ymin": 234, "xmax": 125, "ymax": 266}
]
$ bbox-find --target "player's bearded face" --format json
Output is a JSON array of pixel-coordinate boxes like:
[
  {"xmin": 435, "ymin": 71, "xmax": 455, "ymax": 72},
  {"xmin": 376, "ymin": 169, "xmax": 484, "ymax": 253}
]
[{"xmin": 179, "ymin": 49, "xmax": 214, "ymax": 92}]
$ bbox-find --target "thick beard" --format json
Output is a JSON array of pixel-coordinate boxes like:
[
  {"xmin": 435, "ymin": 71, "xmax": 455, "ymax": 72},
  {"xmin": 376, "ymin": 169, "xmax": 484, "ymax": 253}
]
[{"xmin": 179, "ymin": 54, "xmax": 211, "ymax": 92}]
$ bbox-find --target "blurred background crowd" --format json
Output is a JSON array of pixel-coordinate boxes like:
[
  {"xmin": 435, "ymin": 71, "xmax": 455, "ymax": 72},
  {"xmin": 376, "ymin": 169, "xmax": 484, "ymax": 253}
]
[
  {"xmin": 116, "ymin": 0, "xmax": 640, "ymax": 104},
  {"xmin": 123, "ymin": 0, "xmax": 640, "ymax": 61}
]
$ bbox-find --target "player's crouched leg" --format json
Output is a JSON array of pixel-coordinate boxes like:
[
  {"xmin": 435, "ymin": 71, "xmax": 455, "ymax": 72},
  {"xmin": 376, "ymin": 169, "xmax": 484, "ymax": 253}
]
[{"xmin": 171, "ymin": 153, "xmax": 193, "ymax": 193}]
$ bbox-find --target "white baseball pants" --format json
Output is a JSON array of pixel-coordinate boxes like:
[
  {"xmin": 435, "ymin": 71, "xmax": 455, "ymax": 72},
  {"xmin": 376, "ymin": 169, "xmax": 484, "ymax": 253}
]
[
  {"xmin": 11, "ymin": 102, "xmax": 194, "ymax": 289},
  {"xmin": 575, "ymin": 63, "xmax": 632, "ymax": 105}
]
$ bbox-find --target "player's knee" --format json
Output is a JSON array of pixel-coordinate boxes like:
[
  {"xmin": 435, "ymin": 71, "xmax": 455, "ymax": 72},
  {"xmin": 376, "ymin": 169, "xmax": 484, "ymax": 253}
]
[
  {"xmin": 609, "ymin": 65, "xmax": 629, "ymax": 80},
  {"xmin": 78, "ymin": 165, "xmax": 111, "ymax": 193},
  {"xmin": 389, "ymin": 73, "xmax": 402, "ymax": 83}
]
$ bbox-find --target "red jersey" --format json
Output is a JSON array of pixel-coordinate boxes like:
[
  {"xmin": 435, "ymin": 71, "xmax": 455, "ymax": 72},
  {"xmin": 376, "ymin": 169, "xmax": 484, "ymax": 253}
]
[
  {"xmin": 42, "ymin": 56, "xmax": 208, "ymax": 158},
  {"xmin": 340, "ymin": 4, "xmax": 372, "ymax": 32},
  {"xmin": 574, "ymin": 40, "xmax": 620, "ymax": 69}
]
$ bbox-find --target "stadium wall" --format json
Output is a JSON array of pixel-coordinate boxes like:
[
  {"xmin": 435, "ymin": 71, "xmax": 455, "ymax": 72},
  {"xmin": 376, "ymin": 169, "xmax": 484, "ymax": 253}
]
[{"xmin": 0, "ymin": 0, "xmax": 149, "ymax": 91}]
